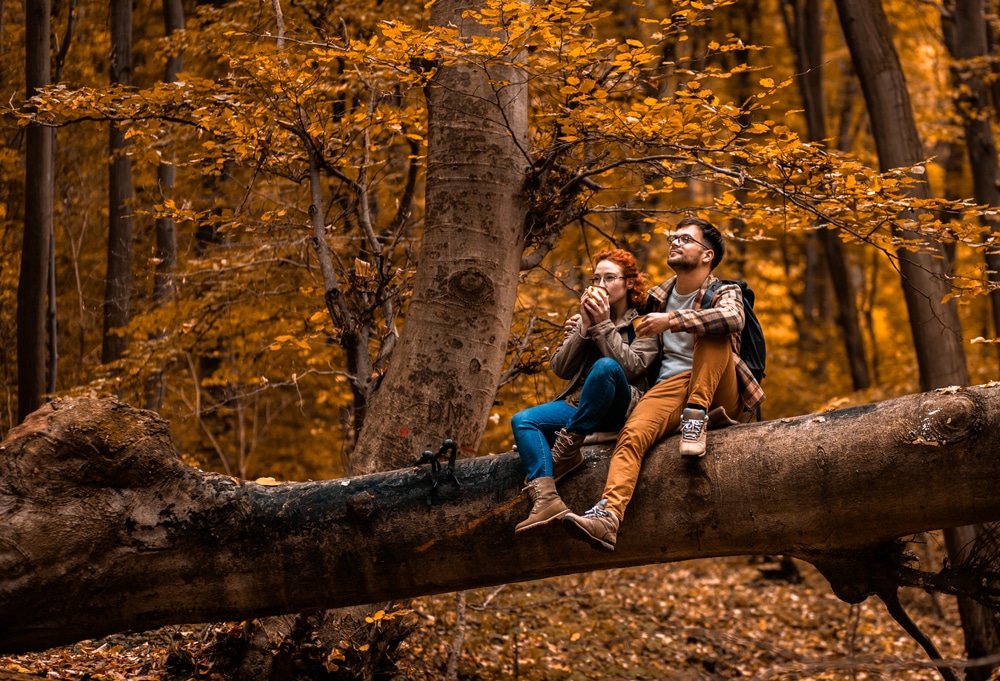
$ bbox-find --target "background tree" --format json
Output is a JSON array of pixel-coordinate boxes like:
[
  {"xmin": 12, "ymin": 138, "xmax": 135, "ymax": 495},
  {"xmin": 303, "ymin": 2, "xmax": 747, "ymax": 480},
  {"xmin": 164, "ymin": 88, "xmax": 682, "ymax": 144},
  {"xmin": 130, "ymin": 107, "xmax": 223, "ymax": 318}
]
[
  {"xmin": 145, "ymin": 0, "xmax": 184, "ymax": 411},
  {"xmin": 17, "ymin": 0, "xmax": 53, "ymax": 421},
  {"xmin": 781, "ymin": 0, "xmax": 871, "ymax": 391},
  {"xmin": 941, "ymin": 0, "xmax": 1000, "ymax": 372},
  {"xmin": 835, "ymin": 0, "xmax": 998, "ymax": 675},
  {"xmin": 102, "ymin": 0, "xmax": 134, "ymax": 365}
]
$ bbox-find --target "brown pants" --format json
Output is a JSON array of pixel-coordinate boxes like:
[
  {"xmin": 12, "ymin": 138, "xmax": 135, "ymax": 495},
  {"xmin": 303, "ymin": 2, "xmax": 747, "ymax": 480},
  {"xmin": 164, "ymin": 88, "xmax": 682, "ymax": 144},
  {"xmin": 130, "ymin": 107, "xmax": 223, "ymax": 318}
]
[{"xmin": 602, "ymin": 333, "xmax": 740, "ymax": 520}]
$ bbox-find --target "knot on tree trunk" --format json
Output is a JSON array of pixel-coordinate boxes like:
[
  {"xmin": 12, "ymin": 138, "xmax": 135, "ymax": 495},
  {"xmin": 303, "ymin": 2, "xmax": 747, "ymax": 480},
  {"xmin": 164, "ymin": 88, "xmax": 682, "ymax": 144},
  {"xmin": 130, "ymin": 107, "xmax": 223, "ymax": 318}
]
[
  {"xmin": 900, "ymin": 390, "xmax": 985, "ymax": 447},
  {"xmin": 446, "ymin": 269, "xmax": 494, "ymax": 307}
]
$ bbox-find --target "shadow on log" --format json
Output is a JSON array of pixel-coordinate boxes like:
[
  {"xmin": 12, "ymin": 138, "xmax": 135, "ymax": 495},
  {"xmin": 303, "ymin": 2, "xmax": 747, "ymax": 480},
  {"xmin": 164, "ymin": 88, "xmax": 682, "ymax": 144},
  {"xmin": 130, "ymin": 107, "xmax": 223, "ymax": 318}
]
[{"xmin": 3, "ymin": 385, "xmax": 1000, "ymax": 654}]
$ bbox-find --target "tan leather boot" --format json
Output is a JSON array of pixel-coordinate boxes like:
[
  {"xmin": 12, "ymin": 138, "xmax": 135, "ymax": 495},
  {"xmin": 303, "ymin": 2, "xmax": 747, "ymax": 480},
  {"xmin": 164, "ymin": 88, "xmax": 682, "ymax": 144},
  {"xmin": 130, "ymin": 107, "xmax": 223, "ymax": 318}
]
[
  {"xmin": 679, "ymin": 407, "xmax": 708, "ymax": 458},
  {"xmin": 563, "ymin": 499, "xmax": 619, "ymax": 552},
  {"xmin": 515, "ymin": 477, "xmax": 570, "ymax": 534},
  {"xmin": 550, "ymin": 428, "xmax": 586, "ymax": 481}
]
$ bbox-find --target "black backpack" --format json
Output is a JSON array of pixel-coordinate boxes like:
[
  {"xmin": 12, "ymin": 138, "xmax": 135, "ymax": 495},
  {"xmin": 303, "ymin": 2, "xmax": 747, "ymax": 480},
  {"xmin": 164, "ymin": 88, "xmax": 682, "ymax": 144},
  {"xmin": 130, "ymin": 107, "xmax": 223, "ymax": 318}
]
[{"xmin": 701, "ymin": 279, "xmax": 766, "ymax": 384}]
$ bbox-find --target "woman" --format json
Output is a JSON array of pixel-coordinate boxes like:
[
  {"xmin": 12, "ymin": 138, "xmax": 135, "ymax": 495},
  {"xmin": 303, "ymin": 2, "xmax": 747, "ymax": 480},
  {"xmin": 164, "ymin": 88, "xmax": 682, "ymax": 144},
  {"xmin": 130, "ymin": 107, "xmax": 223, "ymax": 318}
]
[{"xmin": 512, "ymin": 249, "xmax": 658, "ymax": 534}]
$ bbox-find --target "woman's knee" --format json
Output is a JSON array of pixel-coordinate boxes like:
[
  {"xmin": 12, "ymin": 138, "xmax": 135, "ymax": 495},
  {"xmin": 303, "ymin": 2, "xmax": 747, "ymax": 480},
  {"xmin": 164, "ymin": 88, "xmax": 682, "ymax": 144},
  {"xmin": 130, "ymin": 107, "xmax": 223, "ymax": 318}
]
[{"xmin": 590, "ymin": 357, "xmax": 624, "ymax": 379}]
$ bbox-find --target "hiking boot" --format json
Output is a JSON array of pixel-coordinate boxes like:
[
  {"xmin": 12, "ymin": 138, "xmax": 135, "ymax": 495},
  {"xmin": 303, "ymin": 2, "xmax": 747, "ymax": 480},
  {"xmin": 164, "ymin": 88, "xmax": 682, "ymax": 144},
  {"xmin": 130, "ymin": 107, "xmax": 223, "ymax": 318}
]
[
  {"xmin": 551, "ymin": 428, "xmax": 586, "ymax": 482},
  {"xmin": 563, "ymin": 499, "xmax": 619, "ymax": 552},
  {"xmin": 679, "ymin": 407, "xmax": 707, "ymax": 458},
  {"xmin": 515, "ymin": 477, "xmax": 570, "ymax": 535}
]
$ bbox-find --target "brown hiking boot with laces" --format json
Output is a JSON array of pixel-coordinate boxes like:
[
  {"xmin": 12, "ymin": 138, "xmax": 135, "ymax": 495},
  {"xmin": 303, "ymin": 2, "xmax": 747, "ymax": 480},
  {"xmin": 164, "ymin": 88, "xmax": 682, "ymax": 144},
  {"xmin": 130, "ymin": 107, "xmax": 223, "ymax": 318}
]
[
  {"xmin": 562, "ymin": 499, "xmax": 619, "ymax": 552},
  {"xmin": 679, "ymin": 407, "xmax": 708, "ymax": 458},
  {"xmin": 550, "ymin": 428, "xmax": 586, "ymax": 482},
  {"xmin": 515, "ymin": 477, "xmax": 570, "ymax": 534}
]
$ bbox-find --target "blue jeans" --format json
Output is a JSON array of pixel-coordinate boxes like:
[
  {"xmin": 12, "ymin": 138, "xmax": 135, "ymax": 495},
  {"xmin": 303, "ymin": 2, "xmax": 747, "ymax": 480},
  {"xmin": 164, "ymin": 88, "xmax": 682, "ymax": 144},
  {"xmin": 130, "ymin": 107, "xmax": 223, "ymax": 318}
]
[{"xmin": 512, "ymin": 357, "xmax": 633, "ymax": 481}]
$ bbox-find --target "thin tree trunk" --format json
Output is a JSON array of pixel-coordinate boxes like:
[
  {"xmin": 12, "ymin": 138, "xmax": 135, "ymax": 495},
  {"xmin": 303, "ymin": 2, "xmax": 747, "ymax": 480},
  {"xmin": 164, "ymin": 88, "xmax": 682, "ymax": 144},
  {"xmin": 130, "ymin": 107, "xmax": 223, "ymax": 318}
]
[
  {"xmin": 17, "ymin": 0, "xmax": 53, "ymax": 422},
  {"xmin": 103, "ymin": 0, "xmax": 134, "ymax": 364},
  {"xmin": 146, "ymin": 0, "xmax": 184, "ymax": 411},
  {"xmin": 782, "ymin": 0, "xmax": 870, "ymax": 390},
  {"xmin": 835, "ymin": 0, "xmax": 968, "ymax": 389},
  {"xmin": 351, "ymin": 0, "xmax": 530, "ymax": 474},
  {"xmin": 45, "ymin": 0, "xmax": 79, "ymax": 399},
  {"xmin": 942, "ymin": 0, "xmax": 1000, "ymax": 374}
]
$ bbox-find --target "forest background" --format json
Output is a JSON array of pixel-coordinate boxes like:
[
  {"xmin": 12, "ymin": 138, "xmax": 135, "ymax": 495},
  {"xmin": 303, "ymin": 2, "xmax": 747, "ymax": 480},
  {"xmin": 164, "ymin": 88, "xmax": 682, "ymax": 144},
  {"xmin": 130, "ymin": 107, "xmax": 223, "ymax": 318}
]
[
  {"xmin": 5, "ymin": 0, "xmax": 1000, "ymax": 678},
  {"xmin": 5, "ymin": 0, "xmax": 1000, "ymax": 477}
]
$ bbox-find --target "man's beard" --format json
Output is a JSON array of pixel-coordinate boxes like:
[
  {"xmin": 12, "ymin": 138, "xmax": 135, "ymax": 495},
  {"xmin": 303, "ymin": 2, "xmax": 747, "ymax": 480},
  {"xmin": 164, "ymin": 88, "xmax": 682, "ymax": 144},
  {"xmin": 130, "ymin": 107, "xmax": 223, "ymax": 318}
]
[{"xmin": 668, "ymin": 253, "xmax": 697, "ymax": 271}]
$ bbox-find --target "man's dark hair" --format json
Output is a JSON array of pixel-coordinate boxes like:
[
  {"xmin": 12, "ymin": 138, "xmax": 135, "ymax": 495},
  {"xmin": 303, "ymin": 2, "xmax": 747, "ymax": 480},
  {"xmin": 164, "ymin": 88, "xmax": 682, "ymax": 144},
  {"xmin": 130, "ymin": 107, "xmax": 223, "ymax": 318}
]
[{"xmin": 677, "ymin": 216, "xmax": 725, "ymax": 270}]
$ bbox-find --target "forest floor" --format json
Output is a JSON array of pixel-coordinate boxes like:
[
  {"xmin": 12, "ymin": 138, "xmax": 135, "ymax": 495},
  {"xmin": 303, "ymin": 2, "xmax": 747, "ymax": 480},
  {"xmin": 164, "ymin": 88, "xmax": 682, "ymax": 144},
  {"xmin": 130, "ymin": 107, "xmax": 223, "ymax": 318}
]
[{"xmin": 3, "ymin": 537, "xmax": 998, "ymax": 680}]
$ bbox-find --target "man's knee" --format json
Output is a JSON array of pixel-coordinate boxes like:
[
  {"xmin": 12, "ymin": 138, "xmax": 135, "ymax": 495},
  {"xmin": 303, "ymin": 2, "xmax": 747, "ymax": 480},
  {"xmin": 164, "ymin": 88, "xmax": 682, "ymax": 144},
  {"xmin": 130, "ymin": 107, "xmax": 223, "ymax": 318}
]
[{"xmin": 615, "ymin": 420, "xmax": 658, "ymax": 458}]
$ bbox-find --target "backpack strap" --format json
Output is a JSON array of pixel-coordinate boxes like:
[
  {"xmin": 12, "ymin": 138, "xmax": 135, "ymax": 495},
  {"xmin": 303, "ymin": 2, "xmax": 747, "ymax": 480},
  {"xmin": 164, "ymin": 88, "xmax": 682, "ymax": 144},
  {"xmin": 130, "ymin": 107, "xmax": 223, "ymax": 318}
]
[{"xmin": 700, "ymin": 281, "xmax": 723, "ymax": 309}]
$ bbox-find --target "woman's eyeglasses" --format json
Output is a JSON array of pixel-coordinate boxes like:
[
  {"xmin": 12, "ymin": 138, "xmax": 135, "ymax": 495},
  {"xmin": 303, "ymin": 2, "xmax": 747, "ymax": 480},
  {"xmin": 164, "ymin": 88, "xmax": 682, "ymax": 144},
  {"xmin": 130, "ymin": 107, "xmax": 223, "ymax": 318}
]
[{"xmin": 590, "ymin": 275, "xmax": 627, "ymax": 285}]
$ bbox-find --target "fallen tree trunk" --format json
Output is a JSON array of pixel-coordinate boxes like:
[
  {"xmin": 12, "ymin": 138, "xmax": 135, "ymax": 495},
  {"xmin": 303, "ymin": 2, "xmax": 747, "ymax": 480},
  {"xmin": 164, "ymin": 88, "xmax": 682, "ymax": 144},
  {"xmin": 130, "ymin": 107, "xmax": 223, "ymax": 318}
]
[{"xmin": 3, "ymin": 385, "xmax": 1000, "ymax": 653}]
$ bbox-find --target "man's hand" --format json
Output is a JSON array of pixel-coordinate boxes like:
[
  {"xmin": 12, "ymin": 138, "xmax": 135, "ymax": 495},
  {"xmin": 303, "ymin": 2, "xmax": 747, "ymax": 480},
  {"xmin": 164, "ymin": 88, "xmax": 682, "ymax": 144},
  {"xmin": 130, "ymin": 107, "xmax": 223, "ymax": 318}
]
[{"xmin": 635, "ymin": 312, "xmax": 674, "ymax": 337}]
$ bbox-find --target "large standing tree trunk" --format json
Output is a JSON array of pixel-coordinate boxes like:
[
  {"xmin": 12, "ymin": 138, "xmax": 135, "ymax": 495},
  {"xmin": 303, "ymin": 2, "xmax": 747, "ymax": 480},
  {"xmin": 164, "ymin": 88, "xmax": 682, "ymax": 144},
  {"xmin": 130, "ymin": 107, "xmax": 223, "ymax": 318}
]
[
  {"xmin": 17, "ymin": 0, "xmax": 54, "ymax": 422},
  {"xmin": 351, "ymin": 0, "xmax": 530, "ymax": 474},
  {"xmin": 834, "ymin": 1, "xmax": 997, "ymax": 675},
  {"xmin": 102, "ymin": 0, "xmax": 134, "ymax": 365},
  {"xmin": 4, "ymin": 387, "xmax": 1000, "ymax": 654}
]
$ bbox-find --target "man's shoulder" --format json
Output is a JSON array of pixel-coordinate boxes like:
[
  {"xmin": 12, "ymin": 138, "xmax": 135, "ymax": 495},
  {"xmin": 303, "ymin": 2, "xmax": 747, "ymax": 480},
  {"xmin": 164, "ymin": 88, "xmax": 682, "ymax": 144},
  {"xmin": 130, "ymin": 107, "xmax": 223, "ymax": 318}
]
[
  {"xmin": 700, "ymin": 277, "xmax": 744, "ymax": 306},
  {"xmin": 646, "ymin": 277, "xmax": 675, "ymax": 310}
]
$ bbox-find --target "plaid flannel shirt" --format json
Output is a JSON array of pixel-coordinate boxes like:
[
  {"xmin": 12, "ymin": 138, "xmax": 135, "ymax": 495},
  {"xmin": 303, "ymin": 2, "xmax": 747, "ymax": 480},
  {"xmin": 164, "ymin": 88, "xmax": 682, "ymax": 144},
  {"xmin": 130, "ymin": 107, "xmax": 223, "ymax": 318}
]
[{"xmin": 646, "ymin": 275, "xmax": 766, "ymax": 415}]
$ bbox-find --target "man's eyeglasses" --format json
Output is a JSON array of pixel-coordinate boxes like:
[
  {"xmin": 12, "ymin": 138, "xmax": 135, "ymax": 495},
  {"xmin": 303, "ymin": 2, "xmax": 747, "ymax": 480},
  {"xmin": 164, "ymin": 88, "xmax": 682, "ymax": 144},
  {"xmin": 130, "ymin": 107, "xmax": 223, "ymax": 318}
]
[
  {"xmin": 590, "ymin": 275, "xmax": 627, "ymax": 285},
  {"xmin": 667, "ymin": 232, "xmax": 710, "ymax": 249}
]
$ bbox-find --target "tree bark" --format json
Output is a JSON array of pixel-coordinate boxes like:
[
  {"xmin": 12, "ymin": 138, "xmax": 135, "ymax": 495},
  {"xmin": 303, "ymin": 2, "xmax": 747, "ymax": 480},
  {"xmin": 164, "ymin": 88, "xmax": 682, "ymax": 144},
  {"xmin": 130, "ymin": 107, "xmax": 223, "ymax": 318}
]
[
  {"xmin": 4, "ymin": 386, "xmax": 1000, "ymax": 654},
  {"xmin": 102, "ymin": 0, "xmax": 134, "ymax": 365},
  {"xmin": 782, "ymin": 0, "xmax": 871, "ymax": 391},
  {"xmin": 941, "ymin": 0, "xmax": 1000, "ymax": 373},
  {"xmin": 834, "ymin": 0, "xmax": 968, "ymax": 391},
  {"xmin": 835, "ymin": 1, "xmax": 997, "ymax": 671},
  {"xmin": 350, "ymin": 0, "xmax": 530, "ymax": 474},
  {"xmin": 17, "ymin": 0, "xmax": 53, "ymax": 422},
  {"xmin": 146, "ymin": 0, "xmax": 185, "ymax": 412}
]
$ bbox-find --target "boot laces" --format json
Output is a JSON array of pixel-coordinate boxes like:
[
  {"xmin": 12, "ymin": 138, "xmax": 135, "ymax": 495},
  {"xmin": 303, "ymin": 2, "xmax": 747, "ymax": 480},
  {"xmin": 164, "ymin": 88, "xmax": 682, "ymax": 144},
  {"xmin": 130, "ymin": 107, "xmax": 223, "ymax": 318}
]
[
  {"xmin": 681, "ymin": 416, "xmax": 705, "ymax": 440},
  {"xmin": 582, "ymin": 503, "xmax": 611, "ymax": 519}
]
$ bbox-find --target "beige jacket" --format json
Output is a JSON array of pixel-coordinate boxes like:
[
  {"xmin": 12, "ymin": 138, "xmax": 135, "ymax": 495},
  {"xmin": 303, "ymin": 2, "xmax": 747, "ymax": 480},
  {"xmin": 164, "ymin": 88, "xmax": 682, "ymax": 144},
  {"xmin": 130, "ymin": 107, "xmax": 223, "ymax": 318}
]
[{"xmin": 550, "ymin": 308, "xmax": 660, "ymax": 411}]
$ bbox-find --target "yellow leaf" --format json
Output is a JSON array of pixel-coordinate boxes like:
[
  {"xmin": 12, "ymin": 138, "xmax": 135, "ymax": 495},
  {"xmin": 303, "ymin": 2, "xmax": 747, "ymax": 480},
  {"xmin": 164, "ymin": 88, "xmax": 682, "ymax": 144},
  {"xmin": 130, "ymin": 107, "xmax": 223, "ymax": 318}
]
[
  {"xmin": 255, "ymin": 477, "xmax": 281, "ymax": 486},
  {"xmin": 759, "ymin": 77, "xmax": 774, "ymax": 88}
]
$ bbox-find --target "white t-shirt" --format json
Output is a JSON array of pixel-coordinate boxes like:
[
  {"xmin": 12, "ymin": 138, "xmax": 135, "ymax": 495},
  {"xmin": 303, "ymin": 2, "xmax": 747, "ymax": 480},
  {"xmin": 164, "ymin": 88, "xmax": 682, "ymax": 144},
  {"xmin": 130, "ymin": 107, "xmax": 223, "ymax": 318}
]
[{"xmin": 656, "ymin": 287, "xmax": 699, "ymax": 383}]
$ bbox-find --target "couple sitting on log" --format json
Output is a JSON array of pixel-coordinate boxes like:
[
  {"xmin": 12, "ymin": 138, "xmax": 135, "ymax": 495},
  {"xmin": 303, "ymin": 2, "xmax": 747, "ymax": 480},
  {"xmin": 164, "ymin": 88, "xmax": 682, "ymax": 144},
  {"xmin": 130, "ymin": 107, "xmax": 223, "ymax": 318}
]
[{"xmin": 511, "ymin": 216, "xmax": 765, "ymax": 551}]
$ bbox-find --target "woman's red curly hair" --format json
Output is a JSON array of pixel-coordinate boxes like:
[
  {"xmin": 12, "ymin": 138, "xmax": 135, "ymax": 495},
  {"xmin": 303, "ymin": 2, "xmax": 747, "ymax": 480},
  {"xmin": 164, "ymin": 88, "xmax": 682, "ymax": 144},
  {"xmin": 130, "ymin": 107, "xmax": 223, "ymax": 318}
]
[{"xmin": 594, "ymin": 249, "xmax": 649, "ymax": 309}]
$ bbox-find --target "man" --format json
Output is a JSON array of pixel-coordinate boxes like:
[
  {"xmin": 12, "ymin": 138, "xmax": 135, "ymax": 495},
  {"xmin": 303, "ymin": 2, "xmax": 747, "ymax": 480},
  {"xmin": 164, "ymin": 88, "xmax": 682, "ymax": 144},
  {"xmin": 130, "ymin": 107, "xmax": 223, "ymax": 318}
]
[{"xmin": 562, "ymin": 216, "xmax": 765, "ymax": 552}]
